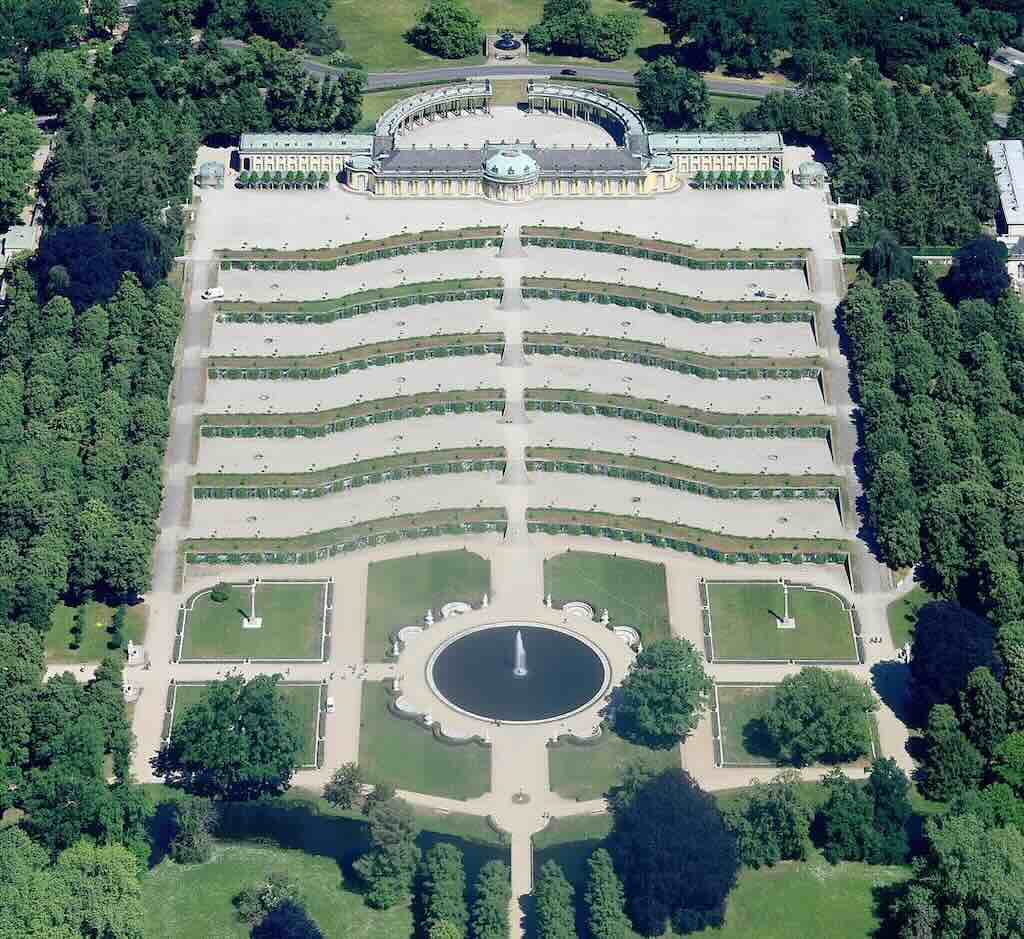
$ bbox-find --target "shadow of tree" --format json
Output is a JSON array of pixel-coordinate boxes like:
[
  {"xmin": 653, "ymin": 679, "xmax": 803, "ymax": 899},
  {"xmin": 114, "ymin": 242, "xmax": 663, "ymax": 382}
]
[
  {"xmin": 870, "ymin": 660, "xmax": 913, "ymax": 724},
  {"xmin": 740, "ymin": 717, "xmax": 780, "ymax": 761}
]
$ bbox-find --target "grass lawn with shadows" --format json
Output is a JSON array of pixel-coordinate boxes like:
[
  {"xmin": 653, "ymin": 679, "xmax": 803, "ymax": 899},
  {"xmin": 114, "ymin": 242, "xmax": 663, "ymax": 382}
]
[
  {"xmin": 180, "ymin": 581, "xmax": 327, "ymax": 661},
  {"xmin": 364, "ymin": 548, "xmax": 490, "ymax": 661},
  {"xmin": 46, "ymin": 601, "xmax": 146, "ymax": 664},
  {"xmin": 533, "ymin": 814, "xmax": 907, "ymax": 939},
  {"xmin": 141, "ymin": 791, "xmax": 507, "ymax": 939},
  {"xmin": 886, "ymin": 585, "xmax": 930, "ymax": 650},
  {"xmin": 359, "ymin": 682, "xmax": 491, "ymax": 799},
  {"xmin": 548, "ymin": 728, "xmax": 679, "ymax": 801},
  {"xmin": 716, "ymin": 684, "xmax": 879, "ymax": 768},
  {"xmin": 707, "ymin": 581, "xmax": 856, "ymax": 662},
  {"xmin": 328, "ymin": 0, "xmax": 667, "ymax": 72},
  {"xmin": 171, "ymin": 682, "xmax": 321, "ymax": 766},
  {"xmin": 544, "ymin": 550, "xmax": 670, "ymax": 644}
]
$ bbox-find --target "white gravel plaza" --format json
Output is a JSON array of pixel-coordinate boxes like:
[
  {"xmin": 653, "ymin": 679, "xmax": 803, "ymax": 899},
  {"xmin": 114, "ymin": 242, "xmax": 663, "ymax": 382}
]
[
  {"xmin": 211, "ymin": 298, "xmax": 817, "ymax": 359},
  {"xmin": 192, "ymin": 158, "xmax": 834, "ymax": 259},
  {"xmin": 201, "ymin": 355, "xmax": 826, "ymax": 416},
  {"xmin": 395, "ymin": 106, "xmax": 616, "ymax": 150}
]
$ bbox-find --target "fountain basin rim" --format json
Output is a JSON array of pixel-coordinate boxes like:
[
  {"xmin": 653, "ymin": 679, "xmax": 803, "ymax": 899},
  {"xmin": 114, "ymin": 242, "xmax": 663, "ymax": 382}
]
[{"xmin": 425, "ymin": 620, "xmax": 613, "ymax": 726}]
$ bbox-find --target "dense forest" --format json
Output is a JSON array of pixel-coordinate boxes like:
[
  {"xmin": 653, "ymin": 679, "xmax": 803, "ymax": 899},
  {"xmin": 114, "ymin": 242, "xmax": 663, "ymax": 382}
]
[
  {"xmin": 643, "ymin": 0, "xmax": 1021, "ymax": 80},
  {"xmin": 743, "ymin": 62, "xmax": 998, "ymax": 246}
]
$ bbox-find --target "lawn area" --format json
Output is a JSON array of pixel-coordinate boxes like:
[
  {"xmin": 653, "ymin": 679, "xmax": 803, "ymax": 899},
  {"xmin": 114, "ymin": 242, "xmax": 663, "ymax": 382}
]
[
  {"xmin": 179, "ymin": 580, "xmax": 327, "ymax": 661},
  {"xmin": 359, "ymin": 682, "xmax": 491, "ymax": 799},
  {"xmin": 544, "ymin": 550, "xmax": 671, "ymax": 643},
  {"xmin": 715, "ymin": 684, "xmax": 779, "ymax": 766},
  {"xmin": 715, "ymin": 684, "xmax": 879, "ymax": 768},
  {"xmin": 364, "ymin": 548, "xmax": 490, "ymax": 661},
  {"xmin": 46, "ymin": 600, "xmax": 146, "ymax": 664},
  {"xmin": 141, "ymin": 793, "xmax": 508, "ymax": 939},
  {"xmin": 886, "ymin": 585, "xmax": 930, "ymax": 650},
  {"xmin": 171, "ymin": 682, "xmax": 322, "ymax": 766},
  {"xmin": 707, "ymin": 581, "xmax": 857, "ymax": 662},
  {"xmin": 548, "ymin": 728, "xmax": 679, "ymax": 801},
  {"xmin": 984, "ymin": 65, "xmax": 1013, "ymax": 113},
  {"xmin": 533, "ymin": 815, "xmax": 907, "ymax": 939},
  {"xmin": 329, "ymin": 0, "xmax": 667, "ymax": 72}
]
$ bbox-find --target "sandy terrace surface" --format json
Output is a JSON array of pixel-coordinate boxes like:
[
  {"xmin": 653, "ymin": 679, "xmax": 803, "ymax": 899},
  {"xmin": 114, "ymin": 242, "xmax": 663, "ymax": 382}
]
[
  {"xmin": 192, "ymin": 183, "xmax": 835, "ymax": 259},
  {"xmin": 195, "ymin": 413, "xmax": 505, "ymax": 474},
  {"xmin": 200, "ymin": 356, "xmax": 827, "ymax": 416},
  {"xmin": 186, "ymin": 472, "xmax": 503, "ymax": 538},
  {"xmin": 210, "ymin": 299, "xmax": 818, "ymax": 360},
  {"xmin": 521, "ymin": 247, "xmax": 811, "ymax": 301}
]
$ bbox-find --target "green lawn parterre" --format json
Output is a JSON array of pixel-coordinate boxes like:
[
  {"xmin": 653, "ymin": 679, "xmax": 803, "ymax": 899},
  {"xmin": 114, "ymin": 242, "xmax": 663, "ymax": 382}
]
[
  {"xmin": 543, "ymin": 550, "xmax": 671, "ymax": 644},
  {"xmin": 140, "ymin": 791, "xmax": 508, "ymax": 939},
  {"xmin": 364, "ymin": 548, "xmax": 491, "ymax": 661},
  {"xmin": 171, "ymin": 682, "xmax": 322, "ymax": 766},
  {"xmin": 533, "ymin": 813, "xmax": 907, "ymax": 939},
  {"xmin": 358, "ymin": 682, "xmax": 491, "ymax": 799},
  {"xmin": 46, "ymin": 600, "xmax": 147, "ymax": 664},
  {"xmin": 179, "ymin": 581, "xmax": 328, "ymax": 661},
  {"xmin": 707, "ymin": 581, "xmax": 857, "ymax": 662},
  {"xmin": 715, "ymin": 683, "xmax": 879, "ymax": 768},
  {"xmin": 548, "ymin": 728, "xmax": 680, "ymax": 801}
]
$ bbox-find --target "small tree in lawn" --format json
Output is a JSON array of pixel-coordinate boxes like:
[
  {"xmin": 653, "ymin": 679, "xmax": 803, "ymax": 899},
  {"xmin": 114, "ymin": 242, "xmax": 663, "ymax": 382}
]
[
  {"xmin": 419, "ymin": 842, "xmax": 468, "ymax": 937},
  {"xmin": 693, "ymin": 170, "xmax": 705, "ymax": 189},
  {"xmin": 306, "ymin": 171, "xmax": 317, "ymax": 189},
  {"xmin": 70, "ymin": 603, "xmax": 87, "ymax": 650},
  {"xmin": 471, "ymin": 861, "xmax": 511, "ymax": 939},
  {"xmin": 867, "ymin": 757, "xmax": 912, "ymax": 864},
  {"xmin": 959, "ymin": 666, "xmax": 1008, "ymax": 757},
  {"xmin": 110, "ymin": 604, "xmax": 127, "ymax": 650},
  {"xmin": 716, "ymin": 170, "xmax": 728, "ymax": 189},
  {"xmin": 614, "ymin": 638, "xmax": 712, "ymax": 749},
  {"xmin": 273, "ymin": 171, "xmax": 283, "ymax": 189},
  {"xmin": 921, "ymin": 703, "xmax": 984, "ymax": 801},
  {"xmin": 815, "ymin": 769, "xmax": 878, "ymax": 863},
  {"xmin": 534, "ymin": 860, "xmax": 576, "ymax": 939},
  {"xmin": 409, "ymin": 0, "xmax": 484, "ymax": 59},
  {"xmin": 353, "ymin": 799, "xmax": 421, "ymax": 909},
  {"xmin": 261, "ymin": 171, "xmax": 272, "ymax": 189},
  {"xmin": 234, "ymin": 871, "xmax": 304, "ymax": 926},
  {"xmin": 319, "ymin": 171, "xmax": 329, "ymax": 189},
  {"xmin": 584, "ymin": 848, "xmax": 628, "ymax": 939},
  {"xmin": 773, "ymin": 169, "xmax": 785, "ymax": 188},
  {"xmin": 323, "ymin": 762, "xmax": 363, "ymax": 810},
  {"xmin": 170, "ymin": 795, "xmax": 216, "ymax": 864},
  {"xmin": 210, "ymin": 582, "xmax": 232, "ymax": 603},
  {"xmin": 238, "ymin": 171, "xmax": 249, "ymax": 189},
  {"xmin": 363, "ymin": 780, "xmax": 396, "ymax": 815},
  {"xmin": 727, "ymin": 170, "xmax": 739, "ymax": 189},
  {"xmin": 722, "ymin": 770, "xmax": 812, "ymax": 868},
  {"xmin": 739, "ymin": 169, "xmax": 751, "ymax": 189}
]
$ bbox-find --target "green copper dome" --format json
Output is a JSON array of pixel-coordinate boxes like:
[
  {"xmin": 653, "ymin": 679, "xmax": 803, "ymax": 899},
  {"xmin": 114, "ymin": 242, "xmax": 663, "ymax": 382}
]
[{"xmin": 483, "ymin": 149, "xmax": 539, "ymax": 181}]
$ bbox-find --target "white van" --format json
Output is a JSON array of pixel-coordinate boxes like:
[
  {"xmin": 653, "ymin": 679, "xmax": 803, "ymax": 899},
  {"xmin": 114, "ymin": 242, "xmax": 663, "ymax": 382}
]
[
  {"xmin": 325, "ymin": 696, "xmax": 336, "ymax": 714},
  {"xmin": 201, "ymin": 286, "xmax": 225, "ymax": 300}
]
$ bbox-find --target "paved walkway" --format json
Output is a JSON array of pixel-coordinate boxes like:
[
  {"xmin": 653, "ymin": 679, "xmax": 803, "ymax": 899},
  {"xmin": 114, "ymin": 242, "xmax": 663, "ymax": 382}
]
[{"xmin": 129, "ymin": 205, "xmax": 915, "ymax": 939}]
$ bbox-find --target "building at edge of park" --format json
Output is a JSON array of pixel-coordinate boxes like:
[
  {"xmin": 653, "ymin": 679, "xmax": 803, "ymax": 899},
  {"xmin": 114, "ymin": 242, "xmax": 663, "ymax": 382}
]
[{"xmin": 236, "ymin": 81, "xmax": 785, "ymax": 203}]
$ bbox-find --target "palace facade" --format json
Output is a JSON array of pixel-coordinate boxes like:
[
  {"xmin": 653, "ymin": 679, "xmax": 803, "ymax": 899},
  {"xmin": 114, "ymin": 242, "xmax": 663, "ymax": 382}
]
[{"xmin": 236, "ymin": 82, "xmax": 784, "ymax": 203}]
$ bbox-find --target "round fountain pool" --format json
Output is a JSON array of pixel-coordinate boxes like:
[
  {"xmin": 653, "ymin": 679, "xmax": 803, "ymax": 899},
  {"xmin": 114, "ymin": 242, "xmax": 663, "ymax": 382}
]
[{"xmin": 427, "ymin": 623, "xmax": 609, "ymax": 723}]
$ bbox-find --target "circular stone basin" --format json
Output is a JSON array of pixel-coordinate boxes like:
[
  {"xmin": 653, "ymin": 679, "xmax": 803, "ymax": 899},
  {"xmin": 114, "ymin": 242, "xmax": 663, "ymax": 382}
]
[
  {"xmin": 495, "ymin": 34, "xmax": 521, "ymax": 50},
  {"xmin": 429, "ymin": 623, "xmax": 608, "ymax": 723}
]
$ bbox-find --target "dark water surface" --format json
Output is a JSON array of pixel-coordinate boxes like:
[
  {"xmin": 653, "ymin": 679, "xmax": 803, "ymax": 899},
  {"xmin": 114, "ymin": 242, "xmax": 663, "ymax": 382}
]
[{"xmin": 430, "ymin": 624, "xmax": 606, "ymax": 722}]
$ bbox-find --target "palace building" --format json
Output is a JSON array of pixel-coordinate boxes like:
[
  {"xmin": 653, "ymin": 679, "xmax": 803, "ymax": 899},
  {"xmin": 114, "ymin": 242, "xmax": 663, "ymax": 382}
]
[{"xmin": 236, "ymin": 82, "xmax": 785, "ymax": 203}]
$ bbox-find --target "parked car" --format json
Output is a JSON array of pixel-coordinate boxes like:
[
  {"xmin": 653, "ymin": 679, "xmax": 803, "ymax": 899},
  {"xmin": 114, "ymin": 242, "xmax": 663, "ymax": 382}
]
[
  {"xmin": 325, "ymin": 696, "xmax": 336, "ymax": 714},
  {"xmin": 200, "ymin": 286, "xmax": 224, "ymax": 300},
  {"xmin": 561, "ymin": 68, "xmax": 577, "ymax": 76}
]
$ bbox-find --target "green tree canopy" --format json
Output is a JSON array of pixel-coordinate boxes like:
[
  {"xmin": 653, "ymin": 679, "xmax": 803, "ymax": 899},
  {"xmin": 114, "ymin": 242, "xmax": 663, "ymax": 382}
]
[
  {"xmin": 614, "ymin": 638, "xmax": 711, "ymax": 748},
  {"xmin": 353, "ymin": 799, "xmax": 421, "ymax": 909},
  {"xmin": 636, "ymin": 57, "xmax": 709, "ymax": 131},
  {"xmin": 0, "ymin": 111, "xmax": 41, "ymax": 228},
  {"xmin": 584, "ymin": 847, "xmax": 628, "ymax": 939},
  {"xmin": 763, "ymin": 667, "xmax": 877, "ymax": 766},
  {"xmin": 471, "ymin": 861, "xmax": 511, "ymax": 939},
  {"xmin": 408, "ymin": 0, "xmax": 483, "ymax": 59},
  {"xmin": 609, "ymin": 768, "xmax": 738, "ymax": 935},
  {"xmin": 722, "ymin": 770, "xmax": 812, "ymax": 868},
  {"xmin": 151, "ymin": 675, "xmax": 304, "ymax": 800},
  {"xmin": 534, "ymin": 860, "xmax": 577, "ymax": 939},
  {"xmin": 419, "ymin": 842, "xmax": 468, "ymax": 936}
]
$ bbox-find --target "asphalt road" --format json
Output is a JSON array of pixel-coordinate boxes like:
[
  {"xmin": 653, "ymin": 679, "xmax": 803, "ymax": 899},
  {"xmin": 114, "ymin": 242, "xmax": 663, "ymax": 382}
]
[{"xmin": 220, "ymin": 38, "xmax": 783, "ymax": 98}]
